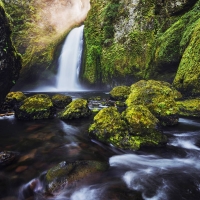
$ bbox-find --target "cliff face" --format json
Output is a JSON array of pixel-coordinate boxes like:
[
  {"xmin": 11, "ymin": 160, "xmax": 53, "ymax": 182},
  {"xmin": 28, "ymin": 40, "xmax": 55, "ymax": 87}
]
[
  {"xmin": 0, "ymin": 2, "xmax": 21, "ymax": 106},
  {"xmin": 83, "ymin": 0, "xmax": 199, "ymax": 94},
  {"xmin": 2, "ymin": 0, "xmax": 90, "ymax": 89}
]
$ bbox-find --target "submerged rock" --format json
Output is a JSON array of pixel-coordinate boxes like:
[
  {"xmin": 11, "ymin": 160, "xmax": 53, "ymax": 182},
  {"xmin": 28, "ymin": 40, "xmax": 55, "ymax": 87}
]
[
  {"xmin": 0, "ymin": 151, "xmax": 19, "ymax": 167},
  {"xmin": 14, "ymin": 94, "xmax": 55, "ymax": 120},
  {"xmin": 110, "ymin": 85, "xmax": 130, "ymax": 101},
  {"xmin": 58, "ymin": 98, "xmax": 91, "ymax": 120},
  {"xmin": 126, "ymin": 80, "xmax": 179, "ymax": 126},
  {"xmin": 44, "ymin": 160, "xmax": 109, "ymax": 195},
  {"xmin": 176, "ymin": 98, "xmax": 200, "ymax": 117},
  {"xmin": 52, "ymin": 94, "xmax": 72, "ymax": 109},
  {"xmin": 89, "ymin": 106, "xmax": 167, "ymax": 150}
]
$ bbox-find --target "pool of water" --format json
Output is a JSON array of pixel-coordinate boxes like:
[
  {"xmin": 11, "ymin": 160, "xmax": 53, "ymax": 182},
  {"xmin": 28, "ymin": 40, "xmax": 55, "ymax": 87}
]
[{"xmin": 0, "ymin": 92, "xmax": 200, "ymax": 200}]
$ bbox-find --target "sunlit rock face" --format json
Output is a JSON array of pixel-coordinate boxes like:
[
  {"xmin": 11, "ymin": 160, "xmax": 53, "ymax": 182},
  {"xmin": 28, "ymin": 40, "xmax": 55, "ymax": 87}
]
[
  {"xmin": 2, "ymin": 0, "xmax": 90, "ymax": 90},
  {"xmin": 0, "ymin": 2, "xmax": 21, "ymax": 107}
]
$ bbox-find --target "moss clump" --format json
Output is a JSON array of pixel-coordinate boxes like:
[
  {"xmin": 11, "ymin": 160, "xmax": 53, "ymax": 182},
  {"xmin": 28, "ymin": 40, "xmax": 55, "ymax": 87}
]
[
  {"xmin": 52, "ymin": 94, "xmax": 72, "ymax": 109},
  {"xmin": 173, "ymin": 18, "xmax": 200, "ymax": 96},
  {"xmin": 176, "ymin": 98, "xmax": 200, "ymax": 117},
  {"xmin": 89, "ymin": 107, "xmax": 128, "ymax": 147},
  {"xmin": 45, "ymin": 160, "xmax": 109, "ymax": 195},
  {"xmin": 14, "ymin": 94, "xmax": 55, "ymax": 120},
  {"xmin": 110, "ymin": 85, "xmax": 130, "ymax": 101},
  {"xmin": 58, "ymin": 98, "xmax": 91, "ymax": 120},
  {"xmin": 1, "ymin": 91, "xmax": 27, "ymax": 111},
  {"xmin": 126, "ymin": 80, "xmax": 179, "ymax": 126},
  {"xmin": 89, "ymin": 106, "xmax": 167, "ymax": 150}
]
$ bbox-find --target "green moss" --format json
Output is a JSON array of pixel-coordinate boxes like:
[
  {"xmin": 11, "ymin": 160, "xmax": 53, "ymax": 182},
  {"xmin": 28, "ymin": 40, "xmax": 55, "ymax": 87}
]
[
  {"xmin": 89, "ymin": 105, "xmax": 167, "ymax": 150},
  {"xmin": 176, "ymin": 98, "xmax": 200, "ymax": 117},
  {"xmin": 52, "ymin": 94, "xmax": 72, "ymax": 109},
  {"xmin": 14, "ymin": 94, "xmax": 55, "ymax": 120},
  {"xmin": 110, "ymin": 85, "xmax": 130, "ymax": 101},
  {"xmin": 6, "ymin": 91, "xmax": 26, "ymax": 102},
  {"xmin": 45, "ymin": 160, "xmax": 108, "ymax": 195},
  {"xmin": 126, "ymin": 80, "xmax": 179, "ymax": 126},
  {"xmin": 173, "ymin": 17, "xmax": 200, "ymax": 96},
  {"xmin": 58, "ymin": 98, "xmax": 91, "ymax": 120}
]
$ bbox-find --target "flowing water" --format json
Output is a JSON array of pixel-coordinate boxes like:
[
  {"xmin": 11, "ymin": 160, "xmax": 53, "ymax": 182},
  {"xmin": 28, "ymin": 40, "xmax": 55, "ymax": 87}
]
[
  {"xmin": 0, "ymin": 92, "xmax": 200, "ymax": 200},
  {"xmin": 56, "ymin": 25, "xmax": 84, "ymax": 91}
]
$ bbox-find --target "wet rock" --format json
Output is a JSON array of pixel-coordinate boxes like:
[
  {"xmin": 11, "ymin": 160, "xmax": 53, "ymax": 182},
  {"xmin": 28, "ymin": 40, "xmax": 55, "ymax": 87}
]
[
  {"xmin": 58, "ymin": 98, "xmax": 91, "ymax": 120},
  {"xmin": 0, "ymin": 151, "xmax": 19, "ymax": 167},
  {"xmin": 126, "ymin": 80, "xmax": 179, "ymax": 126},
  {"xmin": 110, "ymin": 85, "xmax": 130, "ymax": 101},
  {"xmin": 15, "ymin": 165, "xmax": 28, "ymax": 173},
  {"xmin": 1, "ymin": 91, "xmax": 27, "ymax": 111},
  {"xmin": 14, "ymin": 94, "xmax": 55, "ymax": 120},
  {"xmin": 89, "ymin": 106, "xmax": 167, "ymax": 150},
  {"xmin": 0, "ymin": 3, "xmax": 21, "ymax": 108},
  {"xmin": 176, "ymin": 98, "xmax": 200, "ymax": 117},
  {"xmin": 52, "ymin": 94, "xmax": 72, "ymax": 109},
  {"xmin": 44, "ymin": 160, "xmax": 109, "ymax": 195}
]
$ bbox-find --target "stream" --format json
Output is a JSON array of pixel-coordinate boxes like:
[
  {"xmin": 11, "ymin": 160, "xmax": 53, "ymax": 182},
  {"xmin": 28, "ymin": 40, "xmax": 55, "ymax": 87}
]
[{"xmin": 0, "ymin": 92, "xmax": 200, "ymax": 200}]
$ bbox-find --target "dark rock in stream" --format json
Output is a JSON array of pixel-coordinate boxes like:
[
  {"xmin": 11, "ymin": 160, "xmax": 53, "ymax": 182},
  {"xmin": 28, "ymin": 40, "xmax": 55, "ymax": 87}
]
[
  {"xmin": 44, "ymin": 160, "xmax": 109, "ymax": 195},
  {"xmin": 0, "ymin": 151, "xmax": 19, "ymax": 167}
]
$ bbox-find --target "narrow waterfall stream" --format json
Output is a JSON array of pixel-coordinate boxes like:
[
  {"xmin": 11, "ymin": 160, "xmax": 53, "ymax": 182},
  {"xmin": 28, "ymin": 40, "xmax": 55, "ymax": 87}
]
[{"xmin": 56, "ymin": 25, "xmax": 84, "ymax": 91}]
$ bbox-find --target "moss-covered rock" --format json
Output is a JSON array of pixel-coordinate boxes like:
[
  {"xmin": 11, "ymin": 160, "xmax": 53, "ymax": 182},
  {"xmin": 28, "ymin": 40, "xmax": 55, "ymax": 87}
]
[
  {"xmin": 1, "ymin": 91, "xmax": 27, "ymax": 111},
  {"xmin": 173, "ymin": 17, "xmax": 200, "ymax": 96},
  {"xmin": 110, "ymin": 85, "xmax": 130, "ymax": 101},
  {"xmin": 176, "ymin": 98, "xmax": 200, "ymax": 117},
  {"xmin": 52, "ymin": 94, "xmax": 72, "ymax": 109},
  {"xmin": 83, "ymin": 0, "xmax": 198, "ymax": 86},
  {"xmin": 89, "ymin": 106, "xmax": 167, "ymax": 150},
  {"xmin": 14, "ymin": 94, "xmax": 55, "ymax": 120},
  {"xmin": 126, "ymin": 80, "xmax": 179, "ymax": 126},
  {"xmin": 89, "ymin": 107, "xmax": 128, "ymax": 147},
  {"xmin": 122, "ymin": 105, "xmax": 167, "ymax": 148},
  {"xmin": 0, "ymin": 2, "xmax": 21, "ymax": 107},
  {"xmin": 45, "ymin": 160, "xmax": 109, "ymax": 195},
  {"xmin": 58, "ymin": 98, "xmax": 91, "ymax": 120}
]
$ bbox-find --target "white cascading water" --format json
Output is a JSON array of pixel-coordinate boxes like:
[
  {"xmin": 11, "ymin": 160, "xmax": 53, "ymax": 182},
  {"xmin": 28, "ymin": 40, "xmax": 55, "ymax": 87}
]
[{"xmin": 56, "ymin": 25, "xmax": 84, "ymax": 91}]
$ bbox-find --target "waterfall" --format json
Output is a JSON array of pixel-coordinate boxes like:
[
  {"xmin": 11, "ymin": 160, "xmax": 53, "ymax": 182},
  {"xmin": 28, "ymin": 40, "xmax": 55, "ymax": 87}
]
[{"xmin": 56, "ymin": 25, "xmax": 84, "ymax": 91}]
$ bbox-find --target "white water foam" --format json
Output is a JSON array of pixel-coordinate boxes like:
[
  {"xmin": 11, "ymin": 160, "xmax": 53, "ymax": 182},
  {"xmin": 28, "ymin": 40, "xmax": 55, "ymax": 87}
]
[
  {"xmin": 56, "ymin": 25, "xmax": 85, "ymax": 91},
  {"xmin": 109, "ymin": 154, "xmax": 200, "ymax": 200}
]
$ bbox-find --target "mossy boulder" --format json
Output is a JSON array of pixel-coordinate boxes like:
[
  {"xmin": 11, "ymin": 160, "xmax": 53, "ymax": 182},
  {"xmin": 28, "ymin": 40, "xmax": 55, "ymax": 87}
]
[
  {"xmin": 126, "ymin": 80, "xmax": 179, "ymax": 126},
  {"xmin": 58, "ymin": 98, "xmax": 91, "ymax": 120},
  {"xmin": 89, "ymin": 106, "xmax": 167, "ymax": 150},
  {"xmin": 110, "ymin": 86, "xmax": 130, "ymax": 101},
  {"xmin": 89, "ymin": 107, "xmax": 128, "ymax": 147},
  {"xmin": 176, "ymin": 98, "xmax": 200, "ymax": 117},
  {"xmin": 44, "ymin": 160, "xmax": 109, "ymax": 195},
  {"xmin": 1, "ymin": 91, "xmax": 27, "ymax": 111},
  {"xmin": 52, "ymin": 94, "xmax": 72, "ymax": 109},
  {"xmin": 14, "ymin": 94, "xmax": 55, "ymax": 120}
]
